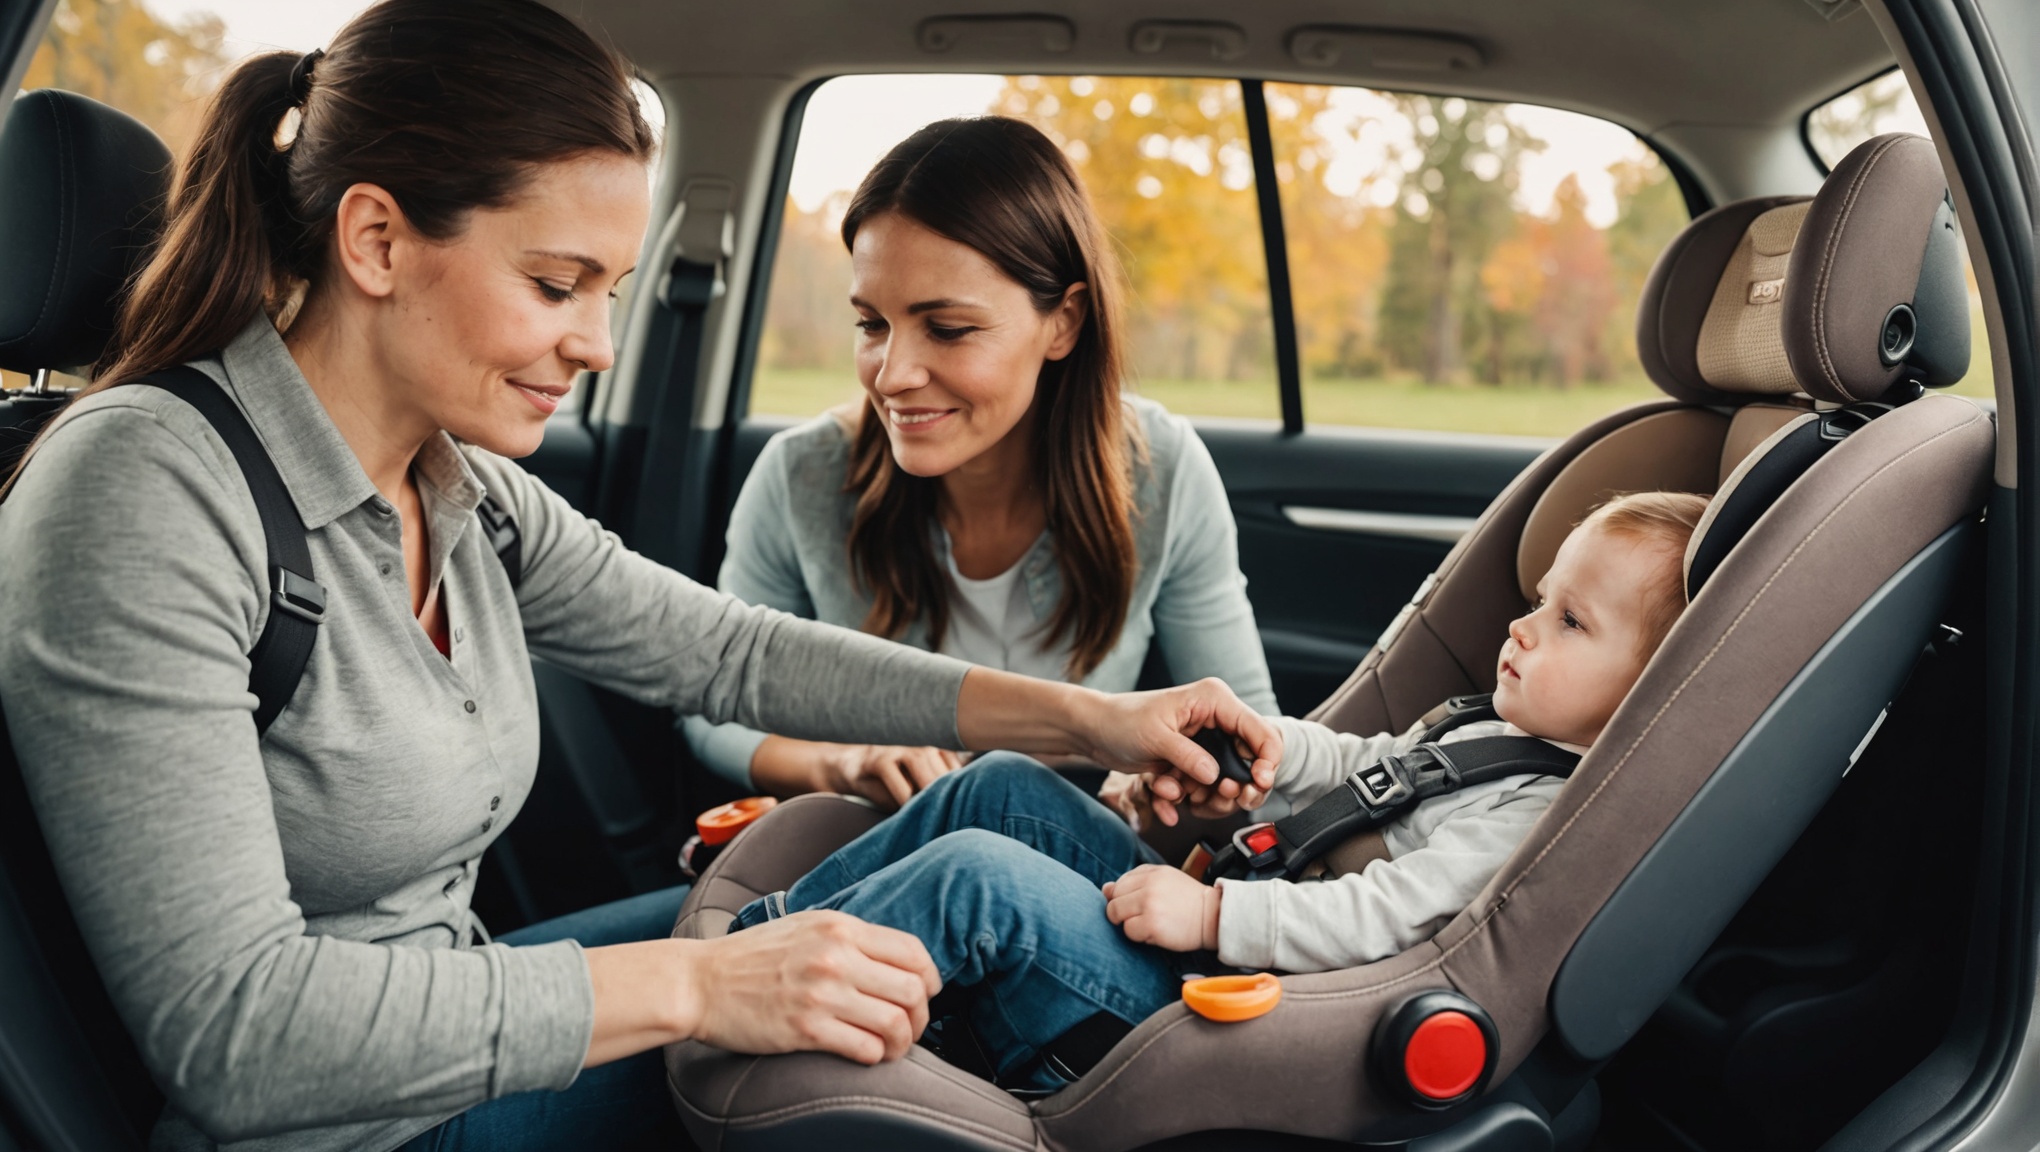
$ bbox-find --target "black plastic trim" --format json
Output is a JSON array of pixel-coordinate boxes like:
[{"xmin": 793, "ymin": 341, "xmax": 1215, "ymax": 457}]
[
  {"xmin": 725, "ymin": 78, "xmax": 819, "ymax": 427},
  {"xmin": 1858, "ymin": 0, "xmax": 2037, "ymax": 1146},
  {"xmin": 1240, "ymin": 79, "xmax": 1303, "ymax": 436},
  {"xmin": 1553, "ymin": 521, "xmax": 1974, "ymax": 1062}
]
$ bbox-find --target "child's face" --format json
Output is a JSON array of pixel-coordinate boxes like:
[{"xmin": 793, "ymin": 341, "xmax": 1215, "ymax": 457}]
[{"xmin": 1492, "ymin": 523, "xmax": 1671, "ymax": 746}]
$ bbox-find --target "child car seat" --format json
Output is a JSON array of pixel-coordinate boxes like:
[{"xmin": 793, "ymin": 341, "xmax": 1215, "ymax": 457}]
[{"xmin": 664, "ymin": 131, "xmax": 1991, "ymax": 1152}]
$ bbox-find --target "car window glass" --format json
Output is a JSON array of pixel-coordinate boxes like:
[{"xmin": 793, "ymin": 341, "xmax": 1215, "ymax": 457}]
[
  {"xmin": 749, "ymin": 74, "xmax": 1278, "ymax": 422},
  {"xmin": 1265, "ymin": 84, "xmax": 1688, "ymax": 437},
  {"xmin": 1806, "ymin": 71, "xmax": 1931, "ymax": 171},
  {"xmin": 1804, "ymin": 71, "xmax": 1992, "ymax": 403}
]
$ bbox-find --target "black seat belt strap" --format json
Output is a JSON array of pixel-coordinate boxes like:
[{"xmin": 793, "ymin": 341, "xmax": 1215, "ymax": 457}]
[
  {"xmin": 1202, "ymin": 732, "xmax": 1581, "ymax": 883},
  {"xmin": 143, "ymin": 366, "xmax": 323, "ymax": 736}
]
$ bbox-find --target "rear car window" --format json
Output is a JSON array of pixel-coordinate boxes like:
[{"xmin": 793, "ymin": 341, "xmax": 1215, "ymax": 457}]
[
  {"xmin": 749, "ymin": 74, "xmax": 1279, "ymax": 422},
  {"xmin": 1264, "ymin": 84, "xmax": 1688, "ymax": 437}
]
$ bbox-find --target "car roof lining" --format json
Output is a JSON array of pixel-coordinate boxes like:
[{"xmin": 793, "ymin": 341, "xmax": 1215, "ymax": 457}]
[{"xmin": 569, "ymin": 0, "xmax": 1898, "ymax": 141}]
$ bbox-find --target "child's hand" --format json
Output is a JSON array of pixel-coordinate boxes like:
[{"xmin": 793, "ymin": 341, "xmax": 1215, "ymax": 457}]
[
  {"xmin": 1097, "ymin": 771, "xmax": 1150, "ymax": 831},
  {"xmin": 1147, "ymin": 762, "xmax": 1270, "ymax": 825},
  {"xmin": 1104, "ymin": 865, "xmax": 1220, "ymax": 952}
]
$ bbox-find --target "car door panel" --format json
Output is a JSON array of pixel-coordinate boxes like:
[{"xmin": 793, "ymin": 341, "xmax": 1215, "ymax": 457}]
[{"xmin": 1196, "ymin": 423, "xmax": 1542, "ymax": 713}]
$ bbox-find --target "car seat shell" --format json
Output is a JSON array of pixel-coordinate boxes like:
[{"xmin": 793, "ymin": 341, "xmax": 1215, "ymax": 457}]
[{"xmin": 663, "ymin": 134, "xmax": 1993, "ymax": 1151}]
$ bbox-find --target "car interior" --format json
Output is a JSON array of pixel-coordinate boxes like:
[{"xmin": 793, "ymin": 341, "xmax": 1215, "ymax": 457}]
[{"xmin": 0, "ymin": 0, "xmax": 2034, "ymax": 1150}]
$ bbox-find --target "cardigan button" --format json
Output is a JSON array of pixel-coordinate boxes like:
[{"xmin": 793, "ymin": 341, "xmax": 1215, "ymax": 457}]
[{"xmin": 463, "ymin": 700, "xmax": 477, "ymax": 714}]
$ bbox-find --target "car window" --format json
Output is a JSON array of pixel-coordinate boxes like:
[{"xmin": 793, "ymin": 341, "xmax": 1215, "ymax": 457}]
[
  {"xmin": 747, "ymin": 74, "xmax": 1278, "ymax": 422},
  {"xmin": 1805, "ymin": 71, "xmax": 1992, "ymax": 403},
  {"xmin": 1806, "ymin": 70, "xmax": 1932, "ymax": 172},
  {"xmin": 1264, "ymin": 85, "xmax": 1689, "ymax": 438}
]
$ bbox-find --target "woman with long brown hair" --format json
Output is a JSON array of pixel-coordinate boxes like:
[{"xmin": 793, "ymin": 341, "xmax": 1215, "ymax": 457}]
[
  {"xmin": 686, "ymin": 117, "xmax": 1277, "ymax": 811},
  {"xmin": 0, "ymin": 5, "xmax": 1279, "ymax": 1149}
]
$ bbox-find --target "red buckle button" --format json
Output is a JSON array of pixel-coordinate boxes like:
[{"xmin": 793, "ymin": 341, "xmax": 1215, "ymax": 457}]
[
  {"xmin": 1244, "ymin": 827, "xmax": 1279, "ymax": 855},
  {"xmin": 1404, "ymin": 1010, "xmax": 1487, "ymax": 1100}
]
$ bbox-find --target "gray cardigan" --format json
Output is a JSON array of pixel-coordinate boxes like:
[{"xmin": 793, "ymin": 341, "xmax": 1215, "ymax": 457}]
[
  {"xmin": 684, "ymin": 397, "xmax": 1278, "ymax": 784},
  {"xmin": 0, "ymin": 319, "xmax": 972, "ymax": 1152}
]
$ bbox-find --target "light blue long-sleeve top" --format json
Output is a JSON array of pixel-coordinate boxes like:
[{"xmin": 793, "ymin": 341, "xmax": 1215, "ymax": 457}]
[{"xmin": 685, "ymin": 395, "xmax": 1279, "ymax": 785}]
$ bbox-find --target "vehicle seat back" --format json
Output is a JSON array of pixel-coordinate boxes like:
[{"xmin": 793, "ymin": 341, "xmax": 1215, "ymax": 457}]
[
  {"xmin": 0, "ymin": 89, "xmax": 173, "ymax": 1150},
  {"xmin": 662, "ymin": 133, "xmax": 1988, "ymax": 1152}
]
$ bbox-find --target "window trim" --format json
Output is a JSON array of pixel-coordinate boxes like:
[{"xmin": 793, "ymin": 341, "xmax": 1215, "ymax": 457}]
[
  {"xmin": 725, "ymin": 76, "xmax": 824, "ymax": 430},
  {"xmin": 1242, "ymin": 79, "xmax": 1305, "ymax": 435}
]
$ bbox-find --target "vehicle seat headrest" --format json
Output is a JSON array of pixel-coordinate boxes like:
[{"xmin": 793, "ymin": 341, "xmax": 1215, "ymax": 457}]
[
  {"xmin": 0, "ymin": 90, "xmax": 173, "ymax": 374},
  {"xmin": 1636, "ymin": 133, "xmax": 1968, "ymax": 406},
  {"xmin": 1783, "ymin": 133, "xmax": 1969, "ymax": 403}
]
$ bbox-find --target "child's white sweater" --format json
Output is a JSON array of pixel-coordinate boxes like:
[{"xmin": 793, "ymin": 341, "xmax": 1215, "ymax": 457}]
[{"xmin": 1214, "ymin": 717, "xmax": 1578, "ymax": 973}]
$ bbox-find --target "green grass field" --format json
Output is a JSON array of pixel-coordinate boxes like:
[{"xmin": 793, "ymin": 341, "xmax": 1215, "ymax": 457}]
[{"xmin": 754, "ymin": 366, "xmax": 1993, "ymax": 440}]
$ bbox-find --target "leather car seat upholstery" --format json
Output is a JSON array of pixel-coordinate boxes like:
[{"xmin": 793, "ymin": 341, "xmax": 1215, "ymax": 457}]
[{"xmin": 664, "ymin": 133, "xmax": 1989, "ymax": 1152}]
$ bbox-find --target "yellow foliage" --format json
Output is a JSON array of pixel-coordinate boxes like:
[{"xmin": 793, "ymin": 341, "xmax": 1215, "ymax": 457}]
[{"xmin": 21, "ymin": 0, "xmax": 229, "ymax": 160}]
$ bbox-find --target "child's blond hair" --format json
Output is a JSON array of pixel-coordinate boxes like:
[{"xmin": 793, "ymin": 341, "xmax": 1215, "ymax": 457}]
[{"xmin": 1577, "ymin": 492, "xmax": 1710, "ymax": 654}]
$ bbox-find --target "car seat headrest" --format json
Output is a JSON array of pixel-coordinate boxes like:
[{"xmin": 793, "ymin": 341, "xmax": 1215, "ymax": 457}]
[
  {"xmin": 1636, "ymin": 195, "xmax": 1811, "ymax": 404},
  {"xmin": 1783, "ymin": 133, "xmax": 1970, "ymax": 403},
  {"xmin": 0, "ymin": 90, "xmax": 172, "ymax": 374},
  {"xmin": 1636, "ymin": 133, "xmax": 1968, "ymax": 407}
]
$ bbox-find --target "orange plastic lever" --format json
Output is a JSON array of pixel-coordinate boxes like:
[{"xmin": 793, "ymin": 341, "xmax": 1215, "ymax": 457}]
[
  {"xmin": 695, "ymin": 796, "xmax": 778, "ymax": 846},
  {"xmin": 1182, "ymin": 973, "xmax": 1283, "ymax": 1022}
]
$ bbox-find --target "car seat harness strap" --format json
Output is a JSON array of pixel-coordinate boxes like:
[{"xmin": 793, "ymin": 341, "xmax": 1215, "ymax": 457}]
[
  {"xmin": 137, "ymin": 365, "xmax": 522, "ymax": 737},
  {"xmin": 1197, "ymin": 695, "xmax": 1581, "ymax": 883}
]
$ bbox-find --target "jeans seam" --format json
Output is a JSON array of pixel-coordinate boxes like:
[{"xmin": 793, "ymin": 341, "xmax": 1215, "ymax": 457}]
[{"xmin": 1000, "ymin": 814, "xmax": 1125, "ymax": 883}]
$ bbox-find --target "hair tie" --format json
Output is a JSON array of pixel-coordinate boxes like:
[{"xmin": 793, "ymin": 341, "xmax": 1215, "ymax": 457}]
[{"xmin": 288, "ymin": 48, "xmax": 324, "ymax": 106}]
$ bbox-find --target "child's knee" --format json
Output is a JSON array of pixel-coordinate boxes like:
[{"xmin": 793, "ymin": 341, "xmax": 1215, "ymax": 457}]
[{"xmin": 921, "ymin": 830, "xmax": 1101, "ymax": 907}]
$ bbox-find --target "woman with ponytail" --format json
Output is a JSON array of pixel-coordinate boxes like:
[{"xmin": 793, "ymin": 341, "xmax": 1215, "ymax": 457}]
[
  {"xmin": 685, "ymin": 118, "xmax": 1276, "ymax": 813},
  {"xmin": 0, "ymin": 4, "xmax": 1279, "ymax": 1149}
]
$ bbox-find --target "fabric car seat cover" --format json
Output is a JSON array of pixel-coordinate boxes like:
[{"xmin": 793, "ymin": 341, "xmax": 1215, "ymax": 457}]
[{"xmin": 664, "ymin": 132, "xmax": 1993, "ymax": 1152}]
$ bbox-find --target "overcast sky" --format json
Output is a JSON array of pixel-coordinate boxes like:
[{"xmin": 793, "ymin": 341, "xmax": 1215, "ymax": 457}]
[{"xmin": 147, "ymin": 0, "xmax": 366, "ymax": 53}]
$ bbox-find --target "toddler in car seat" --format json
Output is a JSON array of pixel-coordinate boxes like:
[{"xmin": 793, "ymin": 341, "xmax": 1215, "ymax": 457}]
[{"xmin": 730, "ymin": 491, "xmax": 1709, "ymax": 1091}]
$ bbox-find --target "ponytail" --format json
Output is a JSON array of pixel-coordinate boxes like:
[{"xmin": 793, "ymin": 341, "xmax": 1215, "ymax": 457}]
[{"xmin": 94, "ymin": 52, "xmax": 300, "ymax": 389}]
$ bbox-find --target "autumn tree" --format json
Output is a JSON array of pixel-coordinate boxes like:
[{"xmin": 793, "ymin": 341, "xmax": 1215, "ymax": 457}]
[
  {"xmin": 21, "ymin": 0, "xmax": 228, "ymax": 160},
  {"xmin": 1375, "ymin": 95, "xmax": 1539, "ymax": 383},
  {"xmin": 994, "ymin": 75, "xmax": 1271, "ymax": 384}
]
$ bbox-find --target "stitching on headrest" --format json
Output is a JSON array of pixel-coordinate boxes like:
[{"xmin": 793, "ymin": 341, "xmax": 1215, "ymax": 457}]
[{"xmin": 1808, "ymin": 135, "xmax": 1908, "ymax": 403}]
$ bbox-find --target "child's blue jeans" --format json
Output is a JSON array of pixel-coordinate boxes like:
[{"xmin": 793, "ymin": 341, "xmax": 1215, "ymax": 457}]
[{"xmin": 732, "ymin": 753, "xmax": 1218, "ymax": 1091}]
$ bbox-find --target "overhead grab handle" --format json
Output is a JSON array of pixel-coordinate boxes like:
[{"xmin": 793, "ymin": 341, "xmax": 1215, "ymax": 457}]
[
  {"xmin": 916, "ymin": 15, "xmax": 1075, "ymax": 55},
  {"xmin": 1286, "ymin": 27, "xmax": 1484, "ymax": 73},
  {"xmin": 1128, "ymin": 20, "xmax": 1247, "ymax": 61}
]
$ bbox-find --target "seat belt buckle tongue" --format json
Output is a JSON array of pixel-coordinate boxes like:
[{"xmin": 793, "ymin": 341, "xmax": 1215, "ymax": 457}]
[
  {"xmin": 1350, "ymin": 754, "xmax": 1413, "ymax": 811},
  {"xmin": 1231, "ymin": 822, "xmax": 1283, "ymax": 872},
  {"xmin": 271, "ymin": 566, "xmax": 326, "ymax": 625}
]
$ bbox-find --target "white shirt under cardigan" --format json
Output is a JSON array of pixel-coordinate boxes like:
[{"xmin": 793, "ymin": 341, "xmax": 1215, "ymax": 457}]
[
  {"xmin": 938, "ymin": 528, "xmax": 1073, "ymax": 681},
  {"xmin": 1214, "ymin": 717, "xmax": 1579, "ymax": 974}
]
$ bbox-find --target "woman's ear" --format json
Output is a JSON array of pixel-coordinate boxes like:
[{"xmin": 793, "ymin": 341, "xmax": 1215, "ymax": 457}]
[
  {"xmin": 330, "ymin": 182, "xmax": 407, "ymax": 300},
  {"xmin": 1043, "ymin": 282, "xmax": 1089, "ymax": 362}
]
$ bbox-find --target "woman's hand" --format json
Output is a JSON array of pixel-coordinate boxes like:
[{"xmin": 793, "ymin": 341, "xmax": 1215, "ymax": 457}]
[
  {"xmin": 954, "ymin": 671, "xmax": 1280, "ymax": 825},
  {"xmin": 1097, "ymin": 771, "xmax": 1150, "ymax": 831},
  {"xmin": 1076, "ymin": 679, "xmax": 1280, "ymax": 825},
  {"xmin": 751, "ymin": 736, "xmax": 961, "ymax": 809},
  {"xmin": 584, "ymin": 910, "xmax": 941, "ymax": 1069},
  {"xmin": 1104, "ymin": 865, "xmax": 1219, "ymax": 952}
]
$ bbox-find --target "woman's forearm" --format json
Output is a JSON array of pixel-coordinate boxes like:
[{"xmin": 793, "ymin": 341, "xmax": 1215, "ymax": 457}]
[
  {"xmin": 954, "ymin": 667, "xmax": 1104, "ymax": 754},
  {"xmin": 583, "ymin": 940, "xmax": 700, "ymax": 1067}
]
